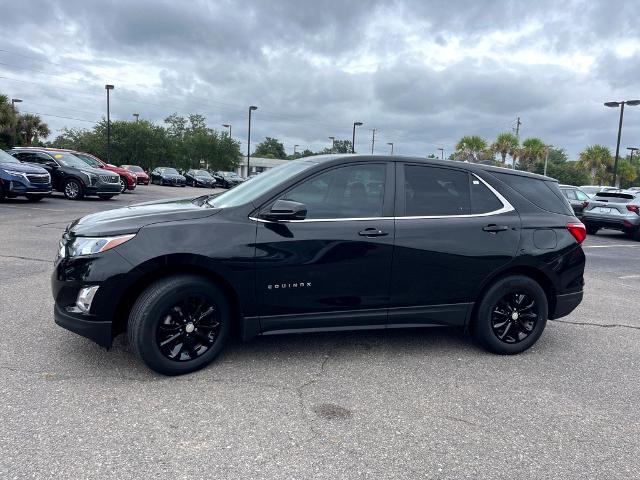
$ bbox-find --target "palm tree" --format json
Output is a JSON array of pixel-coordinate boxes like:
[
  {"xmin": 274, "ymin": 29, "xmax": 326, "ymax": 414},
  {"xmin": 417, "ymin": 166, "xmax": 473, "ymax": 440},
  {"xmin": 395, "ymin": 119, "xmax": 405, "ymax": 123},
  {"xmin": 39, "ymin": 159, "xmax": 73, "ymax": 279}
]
[
  {"xmin": 16, "ymin": 113, "xmax": 50, "ymax": 146},
  {"xmin": 517, "ymin": 137, "xmax": 547, "ymax": 172},
  {"xmin": 455, "ymin": 135, "xmax": 488, "ymax": 162},
  {"xmin": 491, "ymin": 132, "xmax": 519, "ymax": 165},
  {"xmin": 0, "ymin": 94, "xmax": 17, "ymax": 147},
  {"xmin": 579, "ymin": 145, "xmax": 612, "ymax": 184}
]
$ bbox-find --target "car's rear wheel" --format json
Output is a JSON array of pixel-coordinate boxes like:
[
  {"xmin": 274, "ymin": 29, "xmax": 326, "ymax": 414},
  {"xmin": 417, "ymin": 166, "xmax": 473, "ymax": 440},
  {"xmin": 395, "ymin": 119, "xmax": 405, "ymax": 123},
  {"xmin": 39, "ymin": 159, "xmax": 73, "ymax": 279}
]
[
  {"xmin": 119, "ymin": 177, "xmax": 127, "ymax": 193},
  {"xmin": 472, "ymin": 275, "xmax": 548, "ymax": 354},
  {"xmin": 586, "ymin": 225, "xmax": 599, "ymax": 235},
  {"xmin": 25, "ymin": 195, "xmax": 44, "ymax": 202},
  {"xmin": 63, "ymin": 178, "xmax": 84, "ymax": 200},
  {"xmin": 128, "ymin": 275, "xmax": 231, "ymax": 375}
]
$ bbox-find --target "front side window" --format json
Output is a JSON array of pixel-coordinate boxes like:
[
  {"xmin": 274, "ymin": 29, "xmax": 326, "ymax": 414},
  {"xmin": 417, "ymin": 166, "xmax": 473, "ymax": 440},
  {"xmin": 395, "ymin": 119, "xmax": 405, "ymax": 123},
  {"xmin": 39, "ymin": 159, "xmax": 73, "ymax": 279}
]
[
  {"xmin": 280, "ymin": 163, "xmax": 386, "ymax": 219},
  {"xmin": 404, "ymin": 165, "xmax": 470, "ymax": 216},
  {"xmin": 575, "ymin": 190, "xmax": 589, "ymax": 201}
]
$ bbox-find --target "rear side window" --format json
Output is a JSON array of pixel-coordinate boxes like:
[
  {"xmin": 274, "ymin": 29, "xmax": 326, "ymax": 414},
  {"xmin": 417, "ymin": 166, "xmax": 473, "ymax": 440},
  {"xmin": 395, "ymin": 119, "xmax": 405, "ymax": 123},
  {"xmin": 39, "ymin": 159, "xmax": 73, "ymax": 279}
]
[
  {"xmin": 561, "ymin": 188, "xmax": 577, "ymax": 200},
  {"xmin": 404, "ymin": 165, "xmax": 470, "ymax": 215},
  {"xmin": 493, "ymin": 173, "xmax": 573, "ymax": 215},
  {"xmin": 470, "ymin": 176, "xmax": 503, "ymax": 214}
]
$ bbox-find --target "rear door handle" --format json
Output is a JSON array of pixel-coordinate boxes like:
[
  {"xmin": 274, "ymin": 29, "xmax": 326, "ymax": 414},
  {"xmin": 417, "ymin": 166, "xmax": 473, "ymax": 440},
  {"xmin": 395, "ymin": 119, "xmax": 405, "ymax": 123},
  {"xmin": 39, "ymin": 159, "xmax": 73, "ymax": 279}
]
[
  {"xmin": 483, "ymin": 224, "xmax": 509, "ymax": 233},
  {"xmin": 359, "ymin": 228, "xmax": 389, "ymax": 237}
]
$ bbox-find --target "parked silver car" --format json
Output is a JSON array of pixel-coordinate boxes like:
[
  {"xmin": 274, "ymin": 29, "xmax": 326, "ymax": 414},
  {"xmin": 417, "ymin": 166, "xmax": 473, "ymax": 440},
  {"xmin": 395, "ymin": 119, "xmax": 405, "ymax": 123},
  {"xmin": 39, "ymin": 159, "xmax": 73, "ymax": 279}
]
[
  {"xmin": 582, "ymin": 191, "xmax": 640, "ymax": 239},
  {"xmin": 580, "ymin": 185, "xmax": 620, "ymax": 198}
]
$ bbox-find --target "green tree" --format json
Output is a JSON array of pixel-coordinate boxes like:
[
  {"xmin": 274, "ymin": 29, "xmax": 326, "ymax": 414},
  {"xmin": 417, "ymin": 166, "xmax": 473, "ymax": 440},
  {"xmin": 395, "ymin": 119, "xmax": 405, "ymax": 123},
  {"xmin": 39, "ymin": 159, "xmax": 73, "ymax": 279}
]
[
  {"xmin": 579, "ymin": 145, "xmax": 612, "ymax": 184},
  {"xmin": 617, "ymin": 161, "xmax": 638, "ymax": 188},
  {"xmin": 491, "ymin": 132, "xmax": 519, "ymax": 165},
  {"xmin": 254, "ymin": 137, "xmax": 286, "ymax": 159},
  {"xmin": 16, "ymin": 113, "xmax": 50, "ymax": 146},
  {"xmin": 0, "ymin": 94, "xmax": 18, "ymax": 148},
  {"xmin": 455, "ymin": 135, "xmax": 488, "ymax": 162},
  {"xmin": 517, "ymin": 137, "xmax": 547, "ymax": 172}
]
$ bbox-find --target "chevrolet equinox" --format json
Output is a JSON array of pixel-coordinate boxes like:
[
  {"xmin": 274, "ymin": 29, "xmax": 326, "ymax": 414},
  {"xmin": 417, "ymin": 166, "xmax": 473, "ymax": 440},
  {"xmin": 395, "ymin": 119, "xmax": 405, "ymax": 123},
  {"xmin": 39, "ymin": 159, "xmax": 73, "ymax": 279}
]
[{"xmin": 53, "ymin": 155, "xmax": 586, "ymax": 375}]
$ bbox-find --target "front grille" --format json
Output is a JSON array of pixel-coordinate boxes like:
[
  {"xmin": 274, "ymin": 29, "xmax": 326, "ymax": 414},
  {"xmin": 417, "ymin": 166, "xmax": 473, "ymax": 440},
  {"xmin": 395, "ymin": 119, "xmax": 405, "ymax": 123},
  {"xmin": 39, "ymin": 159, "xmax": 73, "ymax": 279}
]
[
  {"xmin": 172, "ymin": 178, "xmax": 180, "ymax": 184},
  {"xmin": 99, "ymin": 174, "xmax": 119, "ymax": 184},
  {"xmin": 26, "ymin": 174, "xmax": 50, "ymax": 184}
]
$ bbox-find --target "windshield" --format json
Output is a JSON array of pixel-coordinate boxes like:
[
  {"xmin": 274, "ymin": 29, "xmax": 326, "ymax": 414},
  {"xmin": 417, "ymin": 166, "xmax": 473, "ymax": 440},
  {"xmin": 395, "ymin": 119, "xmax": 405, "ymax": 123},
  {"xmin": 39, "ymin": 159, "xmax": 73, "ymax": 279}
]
[
  {"xmin": 194, "ymin": 170, "xmax": 212, "ymax": 177},
  {"xmin": 51, "ymin": 152, "xmax": 93, "ymax": 168},
  {"xmin": 209, "ymin": 160, "xmax": 316, "ymax": 208},
  {"xmin": 0, "ymin": 150, "xmax": 21, "ymax": 164},
  {"xmin": 160, "ymin": 168, "xmax": 179, "ymax": 175},
  {"xmin": 74, "ymin": 153, "xmax": 101, "ymax": 167},
  {"xmin": 220, "ymin": 171, "xmax": 239, "ymax": 178}
]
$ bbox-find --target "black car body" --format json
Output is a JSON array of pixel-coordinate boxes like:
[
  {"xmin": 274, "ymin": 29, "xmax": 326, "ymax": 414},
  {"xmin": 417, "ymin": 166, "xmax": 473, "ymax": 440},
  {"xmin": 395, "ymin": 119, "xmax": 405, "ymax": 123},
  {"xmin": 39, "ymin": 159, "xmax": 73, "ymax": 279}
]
[
  {"xmin": 213, "ymin": 171, "xmax": 244, "ymax": 188},
  {"xmin": 185, "ymin": 169, "xmax": 217, "ymax": 188},
  {"xmin": 0, "ymin": 149, "xmax": 52, "ymax": 201},
  {"xmin": 150, "ymin": 167, "xmax": 186, "ymax": 186},
  {"xmin": 53, "ymin": 155, "xmax": 586, "ymax": 375},
  {"xmin": 559, "ymin": 185, "xmax": 590, "ymax": 218},
  {"xmin": 10, "ymin": 148, "xmax": 121, "ymax": 200}
]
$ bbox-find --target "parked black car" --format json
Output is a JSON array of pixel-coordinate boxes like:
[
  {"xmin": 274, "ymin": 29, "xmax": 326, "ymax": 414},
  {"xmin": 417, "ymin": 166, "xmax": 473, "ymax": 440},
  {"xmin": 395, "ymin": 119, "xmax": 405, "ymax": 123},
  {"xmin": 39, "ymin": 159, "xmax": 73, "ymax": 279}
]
[
  {"xmin": 0, "ymin": 148, "xmax": 52, "ymax": 201},
  {"xmin": 184, "ymin": 169, "xmax": 217, "ymax": 188},
  {"xmin": 11, "ymin": 147, "xmax": 121, "ymax": 200},
  {"xmin": 213, "ymin": 170, "xmax": 244, "ymax": 188},
  {"xmin": 559, "ymin": 184, "xmax": 590, "ymax": 218},
  {"xmin": 53, "ymin": 155, "xmax": 585, "ymax": 375},
  {"xmin": 150, "ymin": 167, "xmax": 186, "ymax": 186}
]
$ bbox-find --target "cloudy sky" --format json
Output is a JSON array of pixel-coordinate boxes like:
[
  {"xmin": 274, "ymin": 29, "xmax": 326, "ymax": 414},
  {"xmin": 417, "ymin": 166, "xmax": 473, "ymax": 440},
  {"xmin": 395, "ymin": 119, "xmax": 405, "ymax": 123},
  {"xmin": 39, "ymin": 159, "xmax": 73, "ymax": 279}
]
[{"xmin": 1, "ymin": 0, "xmax": 639, "ymax": 158}]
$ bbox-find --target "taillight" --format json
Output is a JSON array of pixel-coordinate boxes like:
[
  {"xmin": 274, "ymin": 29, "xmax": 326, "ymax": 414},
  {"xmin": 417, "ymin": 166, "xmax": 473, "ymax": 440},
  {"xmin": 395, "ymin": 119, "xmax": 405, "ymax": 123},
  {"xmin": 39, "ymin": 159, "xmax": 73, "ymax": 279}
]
[
  {"xmin": 626, "ymin": 205, "xmax": 639, "ymax": 215},
  {"xmin": 567, "ymin": 223, "xmax": 586, "ymax": 244},
  {"xmin": 582, "ymin": 201, "xmax": 589, "ymax": 209}
]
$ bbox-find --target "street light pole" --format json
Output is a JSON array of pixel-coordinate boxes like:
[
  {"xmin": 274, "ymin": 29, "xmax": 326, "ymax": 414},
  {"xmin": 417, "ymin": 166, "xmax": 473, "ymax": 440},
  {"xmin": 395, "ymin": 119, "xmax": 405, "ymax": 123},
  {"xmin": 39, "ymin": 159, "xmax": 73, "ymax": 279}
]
[
  {"xmin": 438, "ymin": 148, "xmax": 444, "ymax": 159},
  {"xmin": 605, "ymin": 99, "xmax": 640, "ymax": 187},
  {"xmin": 328, "ymin": 136, "xmax": 335, "ymax": 153},
  {"xmin": 352, "ymin": 122, "xmax": 363, "ymax": 153},
  {"xmin": 247, "ymin": 106, "xmax": 257, "ymax": 177},
  {"xmin": 543, "ymin": 145, "xmax": 551, "ymax": 177},
  {"xmin": 10, "ymin": 98, "xmax": 22, "ymax": 147},
  {"xmin": 222, "ymin": 124, "xmax": 231, "ymax": 137},
  {"xmin": 105, "ymin": 84, "xmax": 114, "ymax": 163},
  {"xmin": 627, "ymin": 147, "xmax": 639, "ymax": 165},
  {"xmin": 387, "ymin": 142, "xmax": 394, "ymax": 155},
  {"xmin": 370, "ymin": 128, "xmax": 376, "ymax": 154}
]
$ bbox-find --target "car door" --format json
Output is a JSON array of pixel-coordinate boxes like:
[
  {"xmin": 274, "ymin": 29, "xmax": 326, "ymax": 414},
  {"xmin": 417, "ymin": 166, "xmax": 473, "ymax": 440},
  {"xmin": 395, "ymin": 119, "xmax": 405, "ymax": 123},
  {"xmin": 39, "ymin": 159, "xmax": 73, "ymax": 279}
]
[
  {"xmin": 388, "ymin": 163, "xmax": 521, "ymax": 327},
  {"xmin": 254, "ymin": 161, "xmax": 395, "ymax": 332}
]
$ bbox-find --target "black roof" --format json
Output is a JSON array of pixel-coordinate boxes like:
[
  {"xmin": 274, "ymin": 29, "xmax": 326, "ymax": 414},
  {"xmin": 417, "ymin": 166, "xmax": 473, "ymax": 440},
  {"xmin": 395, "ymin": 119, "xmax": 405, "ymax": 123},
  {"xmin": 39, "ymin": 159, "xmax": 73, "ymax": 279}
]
[{"xmin": 304, "ymin": 154, "xmax": 553, "ymax": 181}]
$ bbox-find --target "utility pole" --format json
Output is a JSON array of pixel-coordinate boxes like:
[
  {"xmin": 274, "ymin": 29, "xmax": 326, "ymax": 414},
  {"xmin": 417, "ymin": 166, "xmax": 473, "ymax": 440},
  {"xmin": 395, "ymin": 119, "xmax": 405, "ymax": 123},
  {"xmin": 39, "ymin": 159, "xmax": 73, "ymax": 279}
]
[
  {"xmin": 370, "ymin": 128, "xmax": 377, "ymax": 154},
  {"xmin": 105, "ymin": 85, "xmax": 114, "ymax": 163},
  {"xmin": 11, "ymin": 98, "xmax": 22, "ymax": 147},
  {"xmin": 247, "ymin": 106, "xmax": 258, "ymax": 177},
  {"xmin": 514, "ymin": 116, "xmax": 521, "ymax": 140}
]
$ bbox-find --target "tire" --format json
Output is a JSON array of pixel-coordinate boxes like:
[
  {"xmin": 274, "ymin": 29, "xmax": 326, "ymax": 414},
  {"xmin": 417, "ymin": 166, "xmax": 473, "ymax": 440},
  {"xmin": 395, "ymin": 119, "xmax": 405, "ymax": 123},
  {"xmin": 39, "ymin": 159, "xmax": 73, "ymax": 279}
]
[
  {"xmin": 119, "ymin": 177, "xmax": 127, "ymax": 193},
  {"xmin": 586, "ymin": 225, "xmax": 599, "ymax": 235},
  {"xmin": 98, "ymin": 195, "xmax": 115, "ymax": 200},
  {"xmin": 128, "ymin": 275, "xmax": 231, "ymax": 375},
  {"xmin": 0, "ymin": 185, "xmax": 6, "ymax": 201},
  {"xmin": 63, "ymin": 178, "xmax": 84, "ymax": 200},
  {"xmin": 472, "ymin": 275, "xmax": 548, "ymax": 355},
  {"xmin": 25, "ymin": 195, "xmax": 44, "ymax": 202},
  {"xmin": 625, "ymin": 227, "xmax": 640, "ymax": 241}
]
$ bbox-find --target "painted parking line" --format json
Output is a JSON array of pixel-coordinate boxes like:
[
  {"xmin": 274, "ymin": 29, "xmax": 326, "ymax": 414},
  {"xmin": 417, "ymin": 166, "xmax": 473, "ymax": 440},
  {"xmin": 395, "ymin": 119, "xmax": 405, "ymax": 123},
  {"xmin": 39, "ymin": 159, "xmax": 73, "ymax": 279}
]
[
  {"xmin": 0, "ymin": 204, "xmax": 67, "ymax": 212},
  {"xmin": 619, "ymin": 274, "xmax": 640, "ymax": 279},
  {"xmin": 583, "ymin": 244, "xmax": 640, "ymax": 248}
]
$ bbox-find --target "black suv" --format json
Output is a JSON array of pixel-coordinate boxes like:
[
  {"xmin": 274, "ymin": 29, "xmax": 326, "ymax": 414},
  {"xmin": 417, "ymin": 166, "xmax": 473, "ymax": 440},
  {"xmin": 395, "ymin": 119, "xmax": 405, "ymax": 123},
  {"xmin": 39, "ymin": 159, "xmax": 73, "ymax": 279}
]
[
  {"xmin": 11, "ymin": 148, "xmax": 121, "ymax": 200},
  {"xmin": 53, "ymin": 155, "xmax": 586, "ymax": 375}
]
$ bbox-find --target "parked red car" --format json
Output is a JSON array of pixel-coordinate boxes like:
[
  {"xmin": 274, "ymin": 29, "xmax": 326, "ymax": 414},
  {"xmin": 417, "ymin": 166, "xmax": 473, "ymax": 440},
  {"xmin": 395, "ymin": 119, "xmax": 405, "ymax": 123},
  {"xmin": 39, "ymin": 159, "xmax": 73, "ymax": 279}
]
[
  {"xmin": 120, "ymin": 165, "xmax": 150, "ymax": 185},
  {"xmin": 64, "ymin": 150, "xmax": 137, "ymax": 193}
]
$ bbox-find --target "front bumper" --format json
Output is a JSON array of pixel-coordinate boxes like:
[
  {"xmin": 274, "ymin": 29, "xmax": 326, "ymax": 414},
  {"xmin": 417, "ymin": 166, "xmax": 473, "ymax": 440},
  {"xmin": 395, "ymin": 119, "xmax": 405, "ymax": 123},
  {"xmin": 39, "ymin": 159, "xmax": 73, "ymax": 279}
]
[
  {"xmin": 161, "ymin": 177, "xmax": 186, "ymax": 186},
  {"xmin": 3, "ymin": 178, "xmax": 52, "ymax": 196},
  {"xmin": 54, "ymin": 303, "xmax": 113, "ymax": 348},
  {"xmin": 85, "ymin": 182, "xmax": 122, "ymax": 196}
]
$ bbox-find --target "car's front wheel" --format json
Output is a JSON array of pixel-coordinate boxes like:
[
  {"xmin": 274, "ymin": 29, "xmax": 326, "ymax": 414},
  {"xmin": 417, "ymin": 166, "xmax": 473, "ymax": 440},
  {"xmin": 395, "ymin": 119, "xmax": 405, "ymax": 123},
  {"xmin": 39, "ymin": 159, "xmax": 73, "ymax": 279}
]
[
  {"xmin": 128, "ymin": 275, "xmax": 231, "ymax": 375},
  {"xmin": 586, "ymin": 225, "xmax": 599, "ymax": 235},
  {"xmin": 63, "ymin": 178, "xmax": 84, "ymax": 200},
  {"xmin": 25, "ymin": 195, "xmax": 44, "ymax": 202},
  {"xmin": 472, "ymin": 275, "xmax": 548, "ymax": 354},
  {"xmin": 119, "ymin": 177, "xmax": 127, "ymax": 193}
]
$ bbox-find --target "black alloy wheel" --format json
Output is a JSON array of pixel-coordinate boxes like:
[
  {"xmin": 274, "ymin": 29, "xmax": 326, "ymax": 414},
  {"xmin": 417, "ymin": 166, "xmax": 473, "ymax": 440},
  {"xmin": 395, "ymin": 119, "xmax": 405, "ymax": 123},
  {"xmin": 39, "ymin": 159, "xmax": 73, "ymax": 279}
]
[
  {"xmin": 490, "ymin": 293, "xmax": 538, "ymax": 344},
  {"xmin": 128, "ymin": 275, "xmax": 230, "ymax": 375},
  {"xmin": 473, "ymin": 275, "xmax": 548, "ymax": 354},
  {"xmin": 156, "ymin": 296, "xmax": 221, "ymax": 362}
]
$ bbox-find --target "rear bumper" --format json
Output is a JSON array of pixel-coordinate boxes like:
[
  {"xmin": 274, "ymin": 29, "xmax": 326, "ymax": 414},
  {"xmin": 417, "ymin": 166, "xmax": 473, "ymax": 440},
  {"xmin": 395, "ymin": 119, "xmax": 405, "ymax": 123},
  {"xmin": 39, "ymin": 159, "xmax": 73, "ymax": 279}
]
[
  {"xmin": 550, "ymin": 291, "xmax": 583, "ymax": 319},
  {"xmin": 583, "ymin": 215, "xmax": 639, "ymax": 231}
]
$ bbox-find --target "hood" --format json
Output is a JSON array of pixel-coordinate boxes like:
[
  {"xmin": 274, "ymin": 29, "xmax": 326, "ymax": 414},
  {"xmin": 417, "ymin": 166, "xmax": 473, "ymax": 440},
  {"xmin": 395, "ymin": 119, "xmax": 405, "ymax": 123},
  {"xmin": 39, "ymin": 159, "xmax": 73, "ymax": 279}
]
[
  {"xmin": 161, "ymin": 173, "xmax": 185, "ymax": 179},
  {"xmin": 105, "ymin": 164, "xmax": 131, "ymax": 176},
  {"xmin": 68, "ymin": 196, "xmax": 220, "ymax": 237},
  {"xmin": 0, "ymin": 162, "xmax": 49, "ymax": 174}
]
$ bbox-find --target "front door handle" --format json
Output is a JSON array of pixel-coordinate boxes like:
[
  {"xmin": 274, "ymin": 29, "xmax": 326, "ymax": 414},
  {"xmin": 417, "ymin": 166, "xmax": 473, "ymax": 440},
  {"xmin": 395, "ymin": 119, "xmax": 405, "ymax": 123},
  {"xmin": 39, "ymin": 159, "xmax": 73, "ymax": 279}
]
[
  {"xmin": 483, "ymin": 224, "xmax": 509, "ymax": 233},
  {"xmin": 359, "ymin": 228, "xmax": 389, "ymax": 237}
]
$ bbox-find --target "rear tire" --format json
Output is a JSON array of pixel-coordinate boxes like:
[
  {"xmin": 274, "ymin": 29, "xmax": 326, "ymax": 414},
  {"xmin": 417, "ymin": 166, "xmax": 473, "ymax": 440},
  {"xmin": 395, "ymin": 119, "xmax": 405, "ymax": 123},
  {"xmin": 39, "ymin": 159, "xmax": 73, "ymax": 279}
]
[
  {"xmin": 472, "ymin": 275, "xmax": 548, "ymax": 355},
  {"xmin": 128, "ymin": 275, "xmax": 231, "ymax": 375},
  {"xmin": 586, "ymin": 225, "xmax": 599, "ymax": 235},
  {"xmin": 25, "ymin": 195, "xmax": 44, "ymax": 202}
]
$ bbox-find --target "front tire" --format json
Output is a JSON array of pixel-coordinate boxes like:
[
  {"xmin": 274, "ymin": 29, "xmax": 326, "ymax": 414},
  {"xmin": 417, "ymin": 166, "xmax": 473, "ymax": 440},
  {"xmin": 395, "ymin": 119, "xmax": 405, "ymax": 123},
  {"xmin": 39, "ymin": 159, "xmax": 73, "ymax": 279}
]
[
  {"xmin": 25, "ymin": 195, "xmax": 44, "ymax": 202},
  {"xmin": 128, "ymin": 275, "xmax": 231, "ymax": 375},
  {"xmin": 586, "ymin": 225, "xmax": 599, "ymax": 235},
  {"xmin": 98, "ymin": 194, "xmax": 115, "ymax": 200},
  {"xmin": 63, "ymin": 178, "xmax": 84, "ymax": 200},
  {"xmin": 472, "ymin": 275, "xmax": 548, "ymax": 355},
  {"xmin": 119, "ymin": 177, "xmax": 127, "ymax": 193}
]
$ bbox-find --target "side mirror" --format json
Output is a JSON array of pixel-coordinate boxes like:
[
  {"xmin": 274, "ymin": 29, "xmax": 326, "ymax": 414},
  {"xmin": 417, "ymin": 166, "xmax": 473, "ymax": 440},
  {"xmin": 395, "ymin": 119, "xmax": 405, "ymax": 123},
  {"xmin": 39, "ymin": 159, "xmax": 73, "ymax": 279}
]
[
  {"xmin": 262, "ymin": 199, "xmax": 307, "ymax": 221},
  {"xmin": 44, "ymin": 161, "xmax": 58, "ymax": 168}
]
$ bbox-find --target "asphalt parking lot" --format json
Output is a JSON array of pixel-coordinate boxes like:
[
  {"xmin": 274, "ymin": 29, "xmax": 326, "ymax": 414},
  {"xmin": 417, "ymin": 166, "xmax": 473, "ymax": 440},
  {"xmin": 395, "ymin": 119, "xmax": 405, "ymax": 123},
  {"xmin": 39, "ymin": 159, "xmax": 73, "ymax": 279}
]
[{"xmin": 1, "ymin": 185, "xmax": 639, "ymax": 480}]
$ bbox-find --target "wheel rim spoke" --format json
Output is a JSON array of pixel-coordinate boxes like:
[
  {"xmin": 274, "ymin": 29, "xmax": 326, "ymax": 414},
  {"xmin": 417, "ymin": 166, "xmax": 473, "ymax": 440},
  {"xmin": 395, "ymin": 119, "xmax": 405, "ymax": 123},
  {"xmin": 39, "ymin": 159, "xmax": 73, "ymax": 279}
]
[{"xmin": 490, "ymin": 291, "xmax": 538, "ymax": 344}]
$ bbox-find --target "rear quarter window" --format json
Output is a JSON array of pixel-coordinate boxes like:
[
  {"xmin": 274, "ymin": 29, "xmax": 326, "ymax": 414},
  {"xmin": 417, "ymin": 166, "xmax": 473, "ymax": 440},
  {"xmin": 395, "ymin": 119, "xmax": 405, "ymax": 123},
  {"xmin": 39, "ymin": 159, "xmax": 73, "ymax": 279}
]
[{"xmin": 493, "ymin": 172, "xmax": 573, "ymax": 215}]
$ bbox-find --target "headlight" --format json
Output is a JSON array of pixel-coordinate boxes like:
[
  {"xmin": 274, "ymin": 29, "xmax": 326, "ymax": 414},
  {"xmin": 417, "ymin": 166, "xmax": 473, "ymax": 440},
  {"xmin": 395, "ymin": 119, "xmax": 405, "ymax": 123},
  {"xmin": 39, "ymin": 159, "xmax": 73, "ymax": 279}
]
[
  {"xmin": 66, "ymin": 234, "xmax": 135, "ymax": 257},
  {"xmin": 4, "ymin": 170, "xmax": 27, "ymax": 178}
]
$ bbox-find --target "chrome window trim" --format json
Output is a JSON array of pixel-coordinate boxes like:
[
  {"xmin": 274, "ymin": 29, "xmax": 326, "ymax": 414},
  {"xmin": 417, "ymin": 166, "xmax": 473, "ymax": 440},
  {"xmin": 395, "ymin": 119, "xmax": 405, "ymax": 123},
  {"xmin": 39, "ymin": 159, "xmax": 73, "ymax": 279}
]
[{"xmin": 251, "ymin": 173, "xmax": 513, "ymax": 223}]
